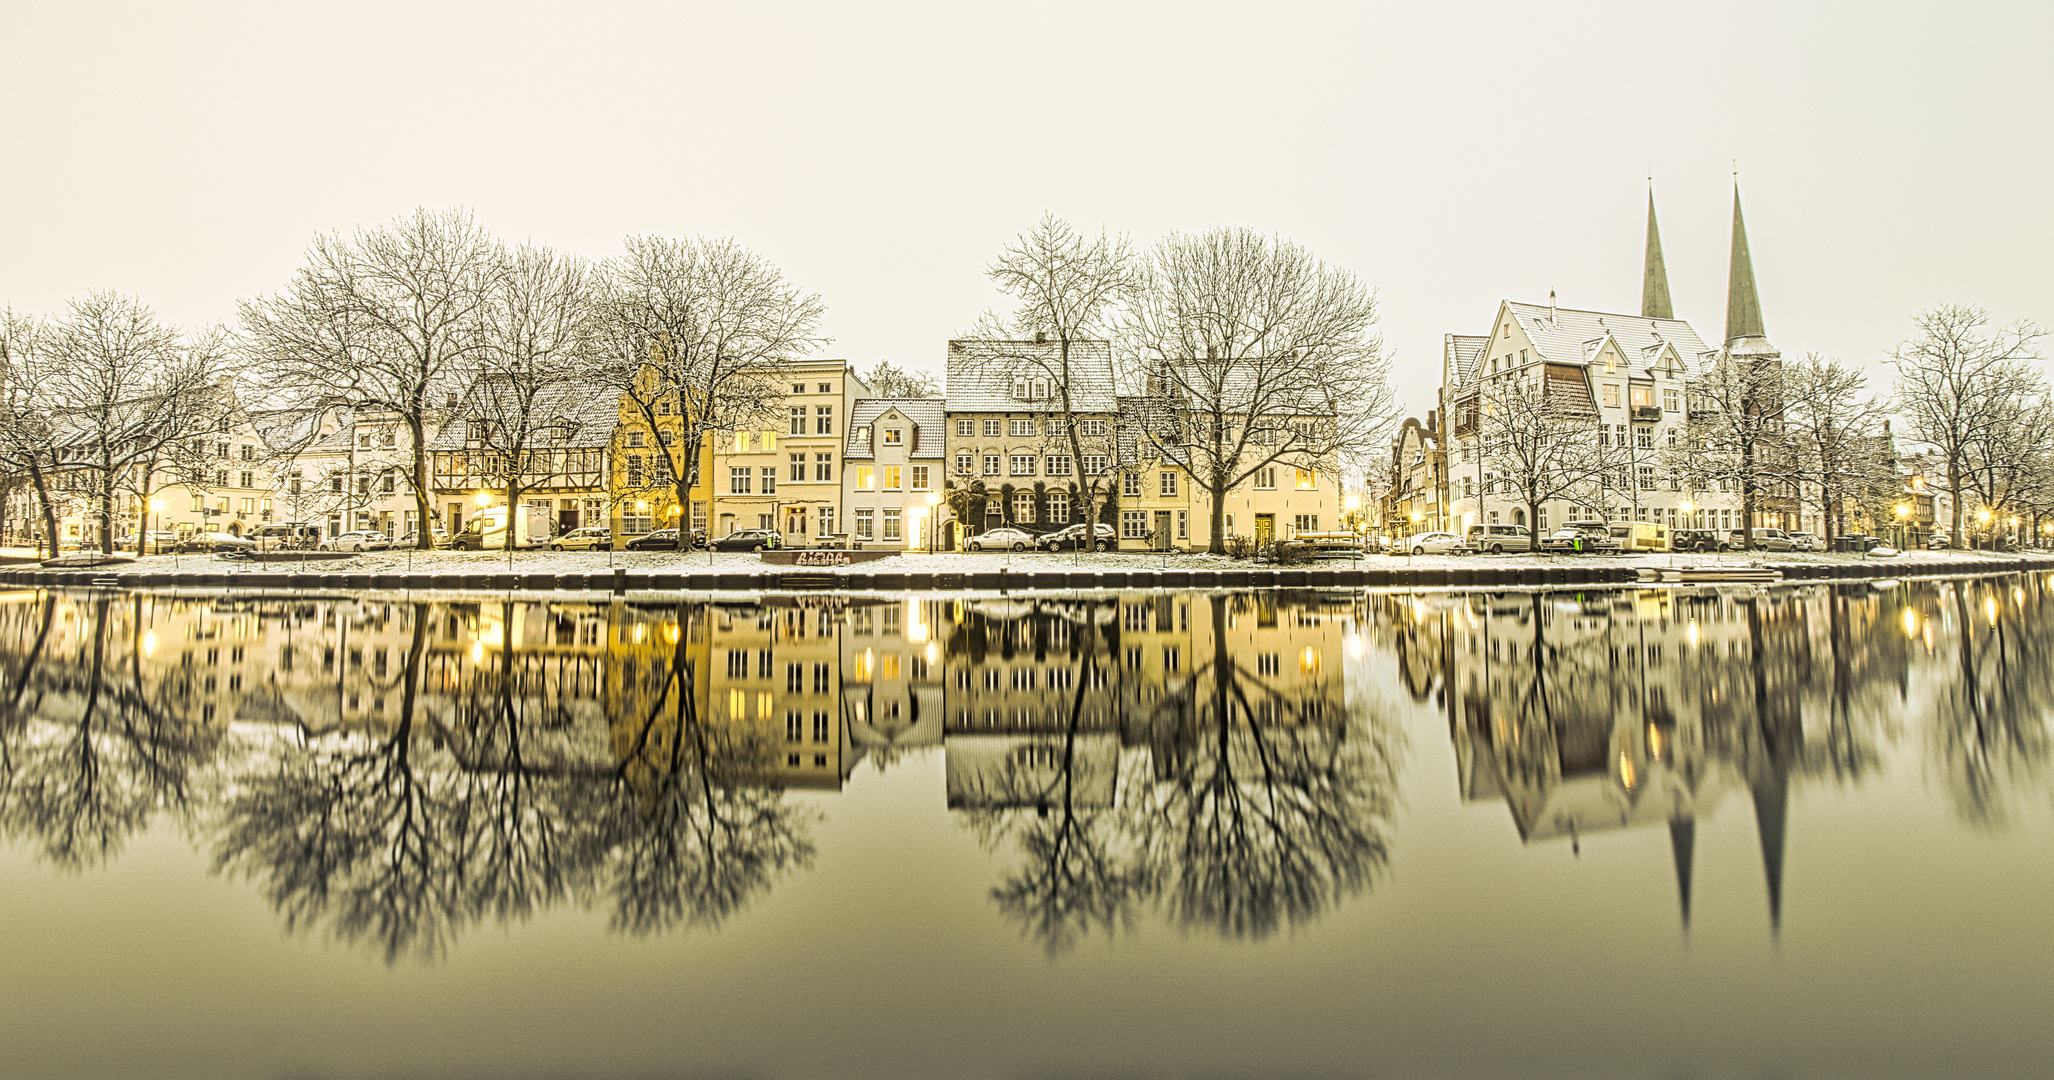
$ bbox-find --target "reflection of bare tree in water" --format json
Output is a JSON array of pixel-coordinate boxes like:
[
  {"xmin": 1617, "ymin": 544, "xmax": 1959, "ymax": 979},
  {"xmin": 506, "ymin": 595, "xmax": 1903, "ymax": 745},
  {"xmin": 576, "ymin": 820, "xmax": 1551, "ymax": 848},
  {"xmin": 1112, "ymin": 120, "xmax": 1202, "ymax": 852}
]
[
  {"xmin": 212, "ymin": 599, "xmax": 814, "ymax": 962},
  {"xmin": 974, "ymin": 595, "xmax": 1400, "ymax": 953},
  {"xmin": 1130, "ymin": 595, "xmax": 1398, "ymax": 941},
  {"xmin": 1932, "ymin": 577, "xmax": 2054, "ymax": 828},
  {"xmin": 965, "ymin": 613, "xmax": 1146, "ymax": 955},
  {"xmin": 0, "ymin": 595, "xmax": 221, "ymax": 870}
]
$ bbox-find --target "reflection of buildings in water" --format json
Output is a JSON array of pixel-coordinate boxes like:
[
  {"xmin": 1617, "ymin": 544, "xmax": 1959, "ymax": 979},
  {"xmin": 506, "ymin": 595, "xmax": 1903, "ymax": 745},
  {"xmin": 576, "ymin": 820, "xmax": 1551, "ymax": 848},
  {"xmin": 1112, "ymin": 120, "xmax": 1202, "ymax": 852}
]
[
  {"xmin": 941, "ymin": 597, "xmax": 1118, "ymax": 808},
  {"xmin": 1442, "ymin": 584, "xmax": 1942, "ymax": 933},
  {"xmin": 704, "ymin": 601, "xmax": 850, "ymax": 790},
  {"xmin": 843, "ymin": 598, "xmax": 945, "ymax": 764}
]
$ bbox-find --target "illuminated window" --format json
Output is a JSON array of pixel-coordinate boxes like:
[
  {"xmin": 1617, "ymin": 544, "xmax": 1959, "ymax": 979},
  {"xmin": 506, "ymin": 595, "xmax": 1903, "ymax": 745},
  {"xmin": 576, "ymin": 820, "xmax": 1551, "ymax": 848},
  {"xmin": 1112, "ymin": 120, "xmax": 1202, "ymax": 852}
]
[
  {"xmin": 855, "ymin": 466, "xmax": 874, "ymax": 490},
  {"xmin": 1295, "ymin": 468, "xmax": 1315, "ymax": 490}
]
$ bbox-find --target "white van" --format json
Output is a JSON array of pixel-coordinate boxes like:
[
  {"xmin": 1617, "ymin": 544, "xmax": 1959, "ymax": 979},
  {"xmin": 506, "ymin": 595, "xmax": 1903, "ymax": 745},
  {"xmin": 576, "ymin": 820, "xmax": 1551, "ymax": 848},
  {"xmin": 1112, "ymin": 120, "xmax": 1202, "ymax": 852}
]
[
  {"xmin": 1609, "ymin": 521, "xmax": 1668, "ymax": 551},
  {"xmin": 1467, "ymin": 523, "xmax": 1533, "ymax": 554},
  {"xmin": 452, "ymin": 505, "xmax": 555, "ymax": 550}
]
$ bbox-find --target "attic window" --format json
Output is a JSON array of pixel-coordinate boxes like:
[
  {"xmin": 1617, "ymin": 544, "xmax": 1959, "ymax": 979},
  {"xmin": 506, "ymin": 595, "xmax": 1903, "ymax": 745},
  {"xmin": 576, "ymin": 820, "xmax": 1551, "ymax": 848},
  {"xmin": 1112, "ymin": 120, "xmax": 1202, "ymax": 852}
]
[
  {"xmin": 1604, "ymin": 355, "xmax": 1616, "ymax": 374},
  {"xmin": 854, "ymin": 425, "xmax": 870, "ymax": 444},
  {"xmin": 883, "ymin": 427, "xmax": 903, "ymax": 446}
]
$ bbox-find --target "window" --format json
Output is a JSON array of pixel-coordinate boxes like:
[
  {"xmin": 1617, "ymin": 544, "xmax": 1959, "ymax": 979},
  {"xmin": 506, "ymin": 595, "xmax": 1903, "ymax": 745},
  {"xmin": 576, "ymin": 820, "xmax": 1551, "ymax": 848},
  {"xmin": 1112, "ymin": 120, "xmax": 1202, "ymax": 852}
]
[
  {"xmin": 1297, "ymin": 468, "xmax": 1319, "ymax": 490},
  {"xmin": 855, "ymin": 466, "xmax": 875, "ymax": 490},
  {"xmin": 1046, "ymin": 455, "xmax": 1072, "ymax": 477},
  {"xmin": 910, "ymin": 465, "xmax": 929, "ymax": 489},
  {"xmin": 216, "ymin": 441, "xmax": 229, "ymax": 458},
  {"xmin": 883, "ymin": 466, "xmax": 902, "ymax": 490},
  {"xmin": 1013, "ymin": 492, "xmax": 1034, "ymax": 522},
  {"xmin": 1082, "ymin": 454, "xmax": 1107, "ymax": 476},
  {"xmin": 1636, "ymin": 427, "xmax": 1653, "ymax": 449},
  {"xmin": 805, "ymin": 406, "xmax": 829, "ymax": 435},
  {"xmin": 1255, "ymin": 466, "xmax": 1277, "ymax": 489},
  {"xmin": 329, "ymin": 474, "xmax": 343, "ymax": 493},
  {"xmin": 1123, "ymin": 472, "xmax": 1142, "ymax": 497},
  {"xmin": 761, "ymin": 466, "xmax": 777, "ymax": 494},
  {"xmin": 882, "ymin": 509, "xmax": 901, "ymax": 540},
  {"xmin": 790, "ymin": 407, "xmax": 806, "ymax": 434},
  {"xmin": 730, "ymin": 467, "xmax": 752, "ymax": 494},
  {"xmin": 1294, "ymin": 514, "xmax": 1320, "ymax": 533},
  {"xmin": 954, "ymin": 453, "xmax": 973, "ymax": 475},
  {"xmin": 1122, "ymin": 510, "xmax": 1148, "ymax": 539},
  {"xmin": 1602, "ymin": 384, "xmax": 1620, "ymax": 408},
  {"xmin": 1663, "ymin": 388, "xmax": 1680, "ymax": 412},
  {"xmin": 815, "ymin": 453, "xmax": 833, "ymax": 481},
  {"xmin": 628, "ymin": 430, "xmax": 645, "ymax": 448},
  {"xmin": 982, "ymin": 419, "xmax": 1001, "ymax": 437},
  {"xmin": 982, "ymin": 454, "xmax": 1001, "ymax": 476},
  {"xmin": 1047, "ymin": 417, "xmax": 1067, "ymax": 438},
  {"xmin": 882, "ymin": 427, "xmax": 903, "ymax": 446},
  {"xmin": 854, "ymin": 509, "xmax": 874, "ymax": 539},
  {"xmin": 1047, "ymin": 492, "xmax": 1070, "ymax": 522},
  {"xmin": 239, "ymin": 444, "xmax": 255, "ymax": 461},
  {"xmin": 1159, "ymin": 471, "xmax": 1178, "ymax": 497},
  {"xmin": 1638, "ymin": 466, "xmax": 1656, "ymax": 490},
  {"xmin": 790, "ymin": 453, "xmax": 807, "ymax": 481},
  {"xmin": 1631, "ymin": 385, "xmax": 1653, "ymax": 409},
  {"xmin": 238, "ymin": 470, "xmax": 253, "ymax": 488},
  {"xmin": 1177, "ymin": 510, "xmax": 1188, "ymax": 539},
  {"xmin": 381, "ymin": 474, "xmax": 395, "ymax": 493},
  {"xmin": 1009, "ymin": 454, "xmax": 1035, "ymax": 476},
  {"xmin": 957, "ymin": 419, "xmax": 974, "ymax": 436},
  {"xmin": 1010, "ymin": 418, "xmax": 1035, "ymax": 437},
  {"xmin": 627, "ymin": 454, "xmax": 644, "ymax": 487},
  {"xmin": 1080, "ymin": 419, "xmax": 1108, "ymax": 436}
]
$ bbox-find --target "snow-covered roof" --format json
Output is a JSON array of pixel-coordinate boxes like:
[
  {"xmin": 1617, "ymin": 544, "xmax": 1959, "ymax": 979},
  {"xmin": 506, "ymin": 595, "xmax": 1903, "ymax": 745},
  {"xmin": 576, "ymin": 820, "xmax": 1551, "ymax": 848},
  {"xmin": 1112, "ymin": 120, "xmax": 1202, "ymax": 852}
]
[
  {"xmin": 846, "ymin": 398, "xmax": 945, "ymax": 459},
  {"xmin": 945, "ymin": 338, "xmax": 1117, "ymax": 414},
  {"xmin": 427, "ymin": 376, "xmax": 618, "ymax": 451},
  {"xmin": 1446, "ymin": 334, "xmax": 1489, "ymax": 389},
  {"xmin": 1503, "ymin": 301, "xmax": 1707, "ymax": 379}
]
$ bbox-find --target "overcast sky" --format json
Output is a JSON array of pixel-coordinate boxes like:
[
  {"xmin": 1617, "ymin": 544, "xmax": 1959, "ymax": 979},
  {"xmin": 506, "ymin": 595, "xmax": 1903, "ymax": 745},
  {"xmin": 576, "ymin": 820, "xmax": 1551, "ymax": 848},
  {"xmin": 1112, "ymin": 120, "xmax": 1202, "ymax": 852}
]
[{"xmin": 3, "ymin": 1, "xmax": 2048, "ymax": 414}]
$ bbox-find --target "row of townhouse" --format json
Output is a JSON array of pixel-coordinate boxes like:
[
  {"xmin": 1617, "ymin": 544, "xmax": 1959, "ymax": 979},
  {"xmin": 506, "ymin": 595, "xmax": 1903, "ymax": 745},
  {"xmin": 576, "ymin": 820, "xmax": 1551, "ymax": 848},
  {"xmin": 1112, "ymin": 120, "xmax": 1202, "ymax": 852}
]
[
  {"xmin": 1385, "ymin": 187, "xmax": 1941, "ymax": 545},
  {"xmin": 14, "ymin": 341, "xmax": 1335, "ymax": 553}
]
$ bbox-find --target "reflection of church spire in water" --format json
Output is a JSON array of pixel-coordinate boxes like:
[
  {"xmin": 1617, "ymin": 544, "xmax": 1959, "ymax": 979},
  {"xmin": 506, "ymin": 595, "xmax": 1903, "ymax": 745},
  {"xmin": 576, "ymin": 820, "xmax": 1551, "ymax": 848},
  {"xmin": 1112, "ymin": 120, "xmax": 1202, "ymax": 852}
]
[
  {"xmin": 1752, "ymin": 776, "xmax": 1788, "ymax": 938},
  {"xmin": 1669, "ymin": 817, "xmax": 1695, "ymax": 935}
]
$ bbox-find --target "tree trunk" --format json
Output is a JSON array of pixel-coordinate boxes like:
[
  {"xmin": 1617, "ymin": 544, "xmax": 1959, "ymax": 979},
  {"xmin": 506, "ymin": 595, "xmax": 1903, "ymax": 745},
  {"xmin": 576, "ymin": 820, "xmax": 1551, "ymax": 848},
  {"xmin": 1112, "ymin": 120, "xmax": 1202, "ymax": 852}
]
[
  {"xmin": 408, "ymin": 414, "xmax": 436, "ymax": 549},
  {"xmin": 1209, "ymin": 477, "xmax": 1229, "ymax": 554},
  {"xmin": 27, "ymin": 461, "xmax": 59, "ymax": 559}
]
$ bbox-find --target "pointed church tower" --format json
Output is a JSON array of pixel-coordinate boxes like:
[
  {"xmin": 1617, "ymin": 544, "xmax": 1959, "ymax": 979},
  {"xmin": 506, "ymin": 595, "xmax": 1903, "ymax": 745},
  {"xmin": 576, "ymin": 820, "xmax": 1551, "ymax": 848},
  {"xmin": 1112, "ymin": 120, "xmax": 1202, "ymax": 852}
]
[
  {"xmin": 1724, "ymin": 185, "xmax": 1777, "ymax": 357},
  {"xmin": 1642, "ymin": 189, "xmax": 1674, "ymax": 320}
]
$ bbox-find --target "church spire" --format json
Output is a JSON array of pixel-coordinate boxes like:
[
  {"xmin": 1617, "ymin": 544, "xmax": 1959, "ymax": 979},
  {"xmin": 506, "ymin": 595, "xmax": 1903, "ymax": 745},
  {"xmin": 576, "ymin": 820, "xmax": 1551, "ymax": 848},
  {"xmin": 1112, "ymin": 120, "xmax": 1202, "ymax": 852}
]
[
  {"xmin": 1752, "ymin": 774, "xmax": 1788, "ymax": 939},
  {"xmin": 1725, "ymin": 184, "xmax": 1768, "ymax": 346},
  {"xmin": 1642, "ymin": 187, "xmax": 1674, "ymax": 320}
]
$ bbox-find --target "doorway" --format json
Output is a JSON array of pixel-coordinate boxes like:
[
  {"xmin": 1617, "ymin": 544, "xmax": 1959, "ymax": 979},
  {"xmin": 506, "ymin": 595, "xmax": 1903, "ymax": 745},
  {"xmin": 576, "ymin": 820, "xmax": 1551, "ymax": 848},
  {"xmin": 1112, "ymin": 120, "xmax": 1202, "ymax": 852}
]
[
  {"xmin": 1153, "ymin": 510, "xmax": 1173, "ymax": 551},
  {"xmin": 1254, "ymin": 514, "xmax": 1275, "ymax": 547}
]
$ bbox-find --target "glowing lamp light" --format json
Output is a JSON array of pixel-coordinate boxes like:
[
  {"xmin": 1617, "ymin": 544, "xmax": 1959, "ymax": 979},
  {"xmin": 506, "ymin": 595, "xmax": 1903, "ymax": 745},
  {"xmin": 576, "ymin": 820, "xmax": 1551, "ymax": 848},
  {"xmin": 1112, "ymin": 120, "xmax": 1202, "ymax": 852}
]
[
  {"xmin": 474, "ymin": 491, "xmax": 492, "ymax": 507},
  {"xmin": 148, "ymin": 497, "xmax": 165, "ymax": 513},
  {"xmin": 1896, "ymin": 504, "xmax": 1910, "ymax": 519},
  {"xmin": 1902, "ymin": 607, "xmax": 1919, "ymax": 638},
  {"xmin": 1978, "ymin": 508, "xmax": 1993, "ymax": 524},
  {"xmin": 142, "ymin": 629, "xmax": 157, "ymax": 657}
]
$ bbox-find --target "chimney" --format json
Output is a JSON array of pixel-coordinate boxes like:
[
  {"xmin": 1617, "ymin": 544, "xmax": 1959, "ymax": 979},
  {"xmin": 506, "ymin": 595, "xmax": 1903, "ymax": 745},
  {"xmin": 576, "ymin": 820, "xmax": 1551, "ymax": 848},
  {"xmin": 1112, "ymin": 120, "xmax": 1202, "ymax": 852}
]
[{"xmin": 1548, "ymin": 290, "xmax": 1558, "ymax": 325}]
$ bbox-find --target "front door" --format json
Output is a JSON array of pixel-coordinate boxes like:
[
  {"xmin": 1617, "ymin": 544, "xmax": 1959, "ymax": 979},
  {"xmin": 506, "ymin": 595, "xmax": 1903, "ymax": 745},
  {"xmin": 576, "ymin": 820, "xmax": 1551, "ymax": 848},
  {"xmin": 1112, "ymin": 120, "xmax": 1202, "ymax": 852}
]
[
  {"xmin": 785, "ymin": 506, "xmax": 808, "ymax": 538},
  {"xmin": 1254, "ymin": 514, "xmax": 1275, "ymax": 547},
  {"xmin": 1153, "ymin": 511, "xmax": 1173, "ymax": 551}
]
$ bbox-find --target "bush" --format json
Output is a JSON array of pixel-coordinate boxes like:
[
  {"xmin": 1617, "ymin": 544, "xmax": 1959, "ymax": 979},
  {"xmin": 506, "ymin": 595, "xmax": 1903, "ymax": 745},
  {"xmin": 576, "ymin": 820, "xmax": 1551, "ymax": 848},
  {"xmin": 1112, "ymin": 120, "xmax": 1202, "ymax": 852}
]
[{"xmin": 1225, "ymin": 534, "xmax": 1256, "ymax": 559}]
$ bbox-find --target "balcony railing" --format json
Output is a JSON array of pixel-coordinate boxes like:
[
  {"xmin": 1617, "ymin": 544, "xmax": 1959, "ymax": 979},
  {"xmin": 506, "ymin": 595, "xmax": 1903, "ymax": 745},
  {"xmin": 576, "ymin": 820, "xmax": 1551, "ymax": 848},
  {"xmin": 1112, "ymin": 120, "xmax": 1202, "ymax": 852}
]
[{"xmin": 1632, "ymin": 406, "xmax": 1662, "ymax": 422}]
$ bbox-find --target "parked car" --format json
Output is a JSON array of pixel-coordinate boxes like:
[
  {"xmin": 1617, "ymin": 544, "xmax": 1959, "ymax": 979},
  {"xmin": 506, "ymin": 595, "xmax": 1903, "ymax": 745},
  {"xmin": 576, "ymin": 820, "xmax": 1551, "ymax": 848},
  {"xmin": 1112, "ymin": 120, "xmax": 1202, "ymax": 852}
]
[
  {"xmin": 1670, "ymin": 528, "xmax": 1723, "ymax": 553},
  {"xmin": 709, "ymin": 528, "xmax": 782, "ymax": 552},
  {"xmin": 252, "ymin": 523, "xmax": 323, "ymax": 549},
  {"xmin": 1036, "ymin": 523, "xmax": 1117, "ymax": 551},
  {"xmin": 1926, "ymin": 533, "xmax": 1952, "ymax": 550},
  {"xmin": 1724, "ymin": 528, "xmax": 1794, "ymax": 552},
  {"xmin": 1786, "ymin": 531, "xmax": 1822, "ymax": 552},
  {"xmin": 113, "ymin": 530, "xmax": 182, "ymax": 554},
  {"xmin": 625, "ymin": 528, "xmax": 685, "ymax": 551},
  {"xmin": 1540, "ymin": 521, "xmax": 1616, "ymax": 554},
  {"xmin": 550, "ymin": 526, "xmax": 616, "ymax": 551},
  {"xmin": 177, "ymin": 532, "xmax": 256, "ymax": 553},
  {"xmin": 325, "ymin": 530, "xmax": 391, "ymax": 553},
  {"xmin": 1404, "ymin": 531, "xmax": 1465, "ymax": 555},
  {"xmin": 966, "ymin": 526, "xmax": 1036, "ymax": 552},
  {"xmin": 393, "ymin": 528, "xmax": 452, "ymax": 550},
  {"xmin": 1467, "ymin": 523, "xmax": 1534, "ymax": 554}
]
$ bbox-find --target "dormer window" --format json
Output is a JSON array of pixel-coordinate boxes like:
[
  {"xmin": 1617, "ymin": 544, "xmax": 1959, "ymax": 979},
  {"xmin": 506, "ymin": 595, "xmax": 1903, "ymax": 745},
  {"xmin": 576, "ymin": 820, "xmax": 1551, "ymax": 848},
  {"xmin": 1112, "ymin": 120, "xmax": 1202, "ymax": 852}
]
[
  {"xmin": 855, "ymin": 425, "xmax": 870, "ymax": 444},
  {"xmin": 883, "ymin": 427, "xmax": 903, "ymax": 446}
]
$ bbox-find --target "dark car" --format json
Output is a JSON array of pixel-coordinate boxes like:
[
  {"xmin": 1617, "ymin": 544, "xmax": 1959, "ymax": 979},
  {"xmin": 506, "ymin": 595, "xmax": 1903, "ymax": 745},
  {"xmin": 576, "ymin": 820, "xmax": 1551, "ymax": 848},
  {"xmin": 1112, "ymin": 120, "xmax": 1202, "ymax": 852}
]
[
  {"xmin": 709, "ymin": 528, "xmax": 782, "ymax": 552},
  {"xmin": 1670, "ymin": 528, "xmax": 1722, "ymax": 553},
  {"xmin": 1036, "ymin": 523, "xmax": 1116, "ymax": 551},
  {"xmin": 625, "ymin": 528, "xmax": 685, "ymax": 551}
]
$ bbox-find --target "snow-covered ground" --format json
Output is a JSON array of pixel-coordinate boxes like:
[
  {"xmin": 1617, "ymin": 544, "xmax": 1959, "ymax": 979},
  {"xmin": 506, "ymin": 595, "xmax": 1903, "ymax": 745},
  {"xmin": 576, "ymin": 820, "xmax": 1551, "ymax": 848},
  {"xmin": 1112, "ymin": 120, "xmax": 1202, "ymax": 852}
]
[{"xmin": 109, "ymin": 544, "xmax": 2054, "ymax": 578}]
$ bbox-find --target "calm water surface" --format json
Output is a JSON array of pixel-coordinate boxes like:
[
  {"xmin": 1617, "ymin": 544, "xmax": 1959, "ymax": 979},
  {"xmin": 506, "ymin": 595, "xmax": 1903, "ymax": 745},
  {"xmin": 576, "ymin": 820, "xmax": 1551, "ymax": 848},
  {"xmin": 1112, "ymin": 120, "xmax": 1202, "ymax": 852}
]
[{"xmin": 1, "ymin": 579, "xmax": 2050, "ymax": 1080}]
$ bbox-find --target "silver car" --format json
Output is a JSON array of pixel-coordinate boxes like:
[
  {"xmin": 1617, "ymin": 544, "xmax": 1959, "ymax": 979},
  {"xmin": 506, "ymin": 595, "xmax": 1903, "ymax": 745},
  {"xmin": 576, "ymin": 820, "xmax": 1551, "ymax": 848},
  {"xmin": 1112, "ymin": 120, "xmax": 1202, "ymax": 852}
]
[
  {"xmin": 966, "ymin": 526, "xmax": 1036, "ymax": 551},
  {"xmin": 1405, "ymin": 531, "xmax": 1465, "ymax": 555}
]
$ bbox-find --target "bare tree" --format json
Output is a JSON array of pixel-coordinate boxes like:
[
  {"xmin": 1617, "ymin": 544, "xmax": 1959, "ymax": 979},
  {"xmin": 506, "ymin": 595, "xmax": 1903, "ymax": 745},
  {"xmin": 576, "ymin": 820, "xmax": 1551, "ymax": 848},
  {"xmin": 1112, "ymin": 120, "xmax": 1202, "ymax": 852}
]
[
  {"xmin": 590, "ymin": 235, "xmax": 828, "ymax": 551},
  {"xmin": 1126, "ymin": 227, "xmax": 1392, "ymax": 553},
  {"xmin": 1467, "ymin": 373, "xmax": 1621, "ymax": 545},
  {"xmin": 1667, "ymin": 351, "xmax": 1789, "ymax": 550},
  {"xmin": 1784, "ymin": 353, "xmax": 1890, "ymax": 543},
  {"xmin": 1890, "ymin": 304, "xmax": 2047, "ymax": 544},
  {"xmin": 0, "ymin": 308, "xmax": 63, "ymax": 556},
  {"xmin": 36, "ymin": 293, "xmax": 227, "ymax": 554},
  {"xmin": 860, "ymin": 359, "xmax": 939, "ymax": 398},
  {"xmin": 962, "ymin": 215, "xmax": 1137, "ymax": 541},
  {"xmin": 450, "ymin": 244, "xmax": 595, "ymax": 550},
  {"xmin": 242, "ymin": 208, "xmax": 498, "ymax": 549}
]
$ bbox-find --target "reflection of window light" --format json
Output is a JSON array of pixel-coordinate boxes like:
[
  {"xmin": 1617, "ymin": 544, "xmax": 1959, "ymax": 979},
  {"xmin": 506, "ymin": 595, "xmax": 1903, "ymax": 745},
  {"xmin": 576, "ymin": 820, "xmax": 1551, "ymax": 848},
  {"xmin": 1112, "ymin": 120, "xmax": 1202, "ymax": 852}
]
[
  {"xmin": 729, "ymin": 689, "xmax": 745, "ymax": 718},
  {"xmin": 758, "ymin": 692, "xmax": 773, "ymax": 720},
  {"xmin": 1299, "ymin": 647, "xmax": 1320, "ymax": 674}
]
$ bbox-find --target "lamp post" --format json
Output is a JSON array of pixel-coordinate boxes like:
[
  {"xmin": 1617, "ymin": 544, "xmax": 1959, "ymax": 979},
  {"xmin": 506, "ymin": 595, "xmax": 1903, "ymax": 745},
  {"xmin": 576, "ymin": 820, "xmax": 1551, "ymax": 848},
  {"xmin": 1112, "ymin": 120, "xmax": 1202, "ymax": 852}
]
[
  {"xmin": 147, "ymin": 497, "xmax": 164, "ymax": 557},
  {"xmin": 1978, "ymin": 507, "xmax": 1994, "ymax": 550}
]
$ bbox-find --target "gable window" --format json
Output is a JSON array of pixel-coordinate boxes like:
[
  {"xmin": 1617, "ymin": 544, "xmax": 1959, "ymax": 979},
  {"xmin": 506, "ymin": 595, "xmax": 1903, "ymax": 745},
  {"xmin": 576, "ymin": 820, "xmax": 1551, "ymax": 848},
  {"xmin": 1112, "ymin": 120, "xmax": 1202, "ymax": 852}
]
[{"xmin": 883, "ymin": 427, "xmax": 903, "ymax": 446}]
